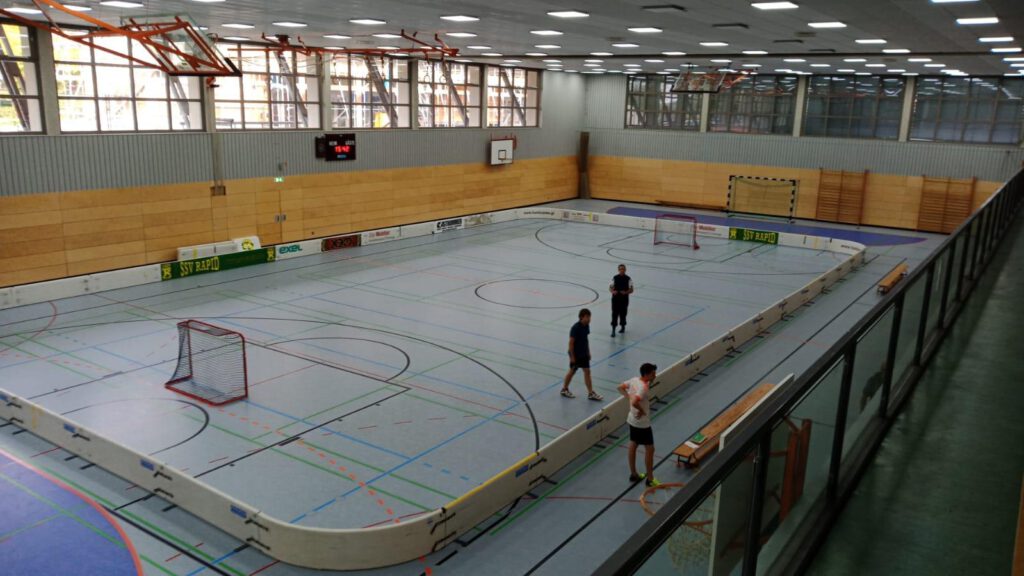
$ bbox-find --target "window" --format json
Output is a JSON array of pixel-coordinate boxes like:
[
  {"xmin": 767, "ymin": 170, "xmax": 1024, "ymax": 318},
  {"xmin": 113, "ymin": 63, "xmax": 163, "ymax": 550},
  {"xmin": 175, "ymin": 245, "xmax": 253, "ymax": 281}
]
[
  {"xmin": 910, "ymin": 76, "xmax": 1024, "ymax": 145},
  {"xmin": 0, "ymin": 23, "xmax": 43, "ymax": 133},
  {"xmin": 329, "ymin": 54, "xmax": 410, "ymax": 129},
  {"xmin": 417, "ymin": 60, "xmax": 482, "ymax": 128},
  {"xmin": 709, "ymin": 75, "xmax": 797, "ymax": 135},
  {"xmin": 486, "ymin": 66, "xmax": 540, "ymax": 127},
  {"xmin": 214, "ymin": 44, "xmax": 319, "ymax": 130},
  {"xmin": 804, "ymin": 75, "xmax": 905, "ymax": 139},
  {"xmin": 52, "ymin": 34, "xmax": 203, "ymax": 132},
  {"xmin": 626, "ymin": 75, "xmax": 702, "ymax": 130}
]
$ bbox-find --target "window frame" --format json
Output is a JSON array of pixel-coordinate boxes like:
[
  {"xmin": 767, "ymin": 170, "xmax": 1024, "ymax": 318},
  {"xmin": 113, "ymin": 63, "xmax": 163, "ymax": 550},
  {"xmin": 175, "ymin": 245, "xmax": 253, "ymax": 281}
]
[
  {"xmin": 0, "ymin": 22, "xmax": 44, "ymax": 134},
  {"xmin": 328, "ymin": 52, "xmax": 410, "ymax": 130},
  {"xmin": 909, "ymin": 75, "xmax": 1024, "ymax": 145},
  {"xmin": 213, "ymin": 43, "xmax": 321, "ymax": 131},
  {"xmin": 486, "ymin": 66, "xmax": 541, "ymax": 128},
  {"xmin": 625, "ymin": 74, "xmax": 703, "ymax": 131},
  {"xmin": 417, "ymin": 59, "xmax": 483, "ymax": 128},
  {"xmin": 709, "ymin": 74, "xmax": 798, "ymax": 135},
  {"xmin": 803, "ymin": 75, "xmax": 906, "ymax": 140}
]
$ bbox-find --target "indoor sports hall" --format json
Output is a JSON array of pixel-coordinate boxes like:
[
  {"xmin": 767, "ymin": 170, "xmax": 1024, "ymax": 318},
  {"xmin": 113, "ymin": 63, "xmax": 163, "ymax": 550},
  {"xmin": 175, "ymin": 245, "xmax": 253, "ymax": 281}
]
[{"xmin": 1, "ymin": 2, "xmax": 1022, "ymax": 576}]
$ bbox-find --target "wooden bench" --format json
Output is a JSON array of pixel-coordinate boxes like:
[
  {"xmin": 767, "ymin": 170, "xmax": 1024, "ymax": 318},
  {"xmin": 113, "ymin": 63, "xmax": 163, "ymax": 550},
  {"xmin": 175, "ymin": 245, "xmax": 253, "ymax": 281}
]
[
  {"xmin": 877, "ymin": 263, "xmax": 909, "ymax": 295},
  {"xmin": 673, "ymin": 383, "xmax": 776, "ymax": 468},
  {"xmin": 657, "ymin": 199, "xmax": 726, "ymax": 212}
]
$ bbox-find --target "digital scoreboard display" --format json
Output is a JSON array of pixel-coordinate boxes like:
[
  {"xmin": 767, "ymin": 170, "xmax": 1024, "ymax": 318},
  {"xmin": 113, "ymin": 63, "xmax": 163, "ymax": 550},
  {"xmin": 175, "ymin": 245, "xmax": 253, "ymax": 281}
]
[{"xmin": 318, "ymin": 133, "xmax": 356, "ymax": 161}]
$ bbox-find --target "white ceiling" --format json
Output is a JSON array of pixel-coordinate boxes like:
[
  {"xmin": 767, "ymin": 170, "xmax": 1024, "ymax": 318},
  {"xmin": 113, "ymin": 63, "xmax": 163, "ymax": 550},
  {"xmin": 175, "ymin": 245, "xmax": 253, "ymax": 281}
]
[{"xmin": 6, "ymin": 0, "xmax": 1024, "ymax": 76}]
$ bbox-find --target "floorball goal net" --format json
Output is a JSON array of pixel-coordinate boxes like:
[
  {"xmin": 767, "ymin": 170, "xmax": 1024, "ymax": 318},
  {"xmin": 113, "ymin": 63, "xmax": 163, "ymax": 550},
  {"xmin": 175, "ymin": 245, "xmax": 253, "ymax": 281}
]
[
  {"xmin": 165, "ymin": 320, "xmax": 248, "ymax": 406},
  {"xmin": 654, "ymin": 214, "xmax": 700, "ymax": 249}
]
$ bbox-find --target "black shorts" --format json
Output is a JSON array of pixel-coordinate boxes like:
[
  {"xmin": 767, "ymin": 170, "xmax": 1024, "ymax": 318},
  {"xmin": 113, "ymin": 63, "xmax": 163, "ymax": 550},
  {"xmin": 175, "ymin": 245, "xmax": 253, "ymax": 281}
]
[
  {"xmin": 569, "ymin": 352, "xmax": 590, "ymax": 370},
  {"xmin": 629, "ymin": 425, "xmax": 654, "ymax": 446}
]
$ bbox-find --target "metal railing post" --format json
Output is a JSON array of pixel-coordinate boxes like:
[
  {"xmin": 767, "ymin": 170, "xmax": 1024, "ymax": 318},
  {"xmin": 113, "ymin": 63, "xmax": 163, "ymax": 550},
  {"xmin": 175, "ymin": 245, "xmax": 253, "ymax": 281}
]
[
  {"xmin": 827, "ymin": 347, "xmax": 856, "ymax": 502},
  {"xmin": 880, "ymin": 293, "xmax": 904, "ymax": 418},
  {"xmin": 914, "ymin": 266, "xmax": 934, "ymax": 364},
  {"xmin": 742, "ymin": 433, "xmax": 773, "ymax": 576}
]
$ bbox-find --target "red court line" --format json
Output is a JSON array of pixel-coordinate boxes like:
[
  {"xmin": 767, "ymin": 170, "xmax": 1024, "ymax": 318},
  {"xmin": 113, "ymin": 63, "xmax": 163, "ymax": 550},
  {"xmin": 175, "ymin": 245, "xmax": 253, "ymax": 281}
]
[
  {"xmin": 249, "ymin": 559, "xmax": 280, "ymax": 575},
  {"xmin": 0, "ymin": 448, "xmax": 144, "ymax": 576}
]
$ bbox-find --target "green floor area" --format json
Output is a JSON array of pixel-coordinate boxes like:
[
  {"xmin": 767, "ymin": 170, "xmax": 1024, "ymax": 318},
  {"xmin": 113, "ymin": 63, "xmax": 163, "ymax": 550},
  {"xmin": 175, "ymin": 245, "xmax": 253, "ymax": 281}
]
[{"xmin": 808, "ymin": 214, "xmax": 1024, "ymax": 576}]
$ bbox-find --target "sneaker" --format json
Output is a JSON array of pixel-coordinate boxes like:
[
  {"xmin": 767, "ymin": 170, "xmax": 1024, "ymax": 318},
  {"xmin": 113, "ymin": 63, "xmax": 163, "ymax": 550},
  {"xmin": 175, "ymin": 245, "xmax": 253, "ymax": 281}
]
[
  {"xmin": 645, "ymin": 477, "xmax": 662, "ymax": 488},
  {"xmin": 629, "ymin": 473, "xmax": 646, "ymax": 483},
  {"xmin": 560, "ymin": 388, "xmax": 575, "ymax": 399},
  {"xmin": 587, "ymin": 391, "xmax": 604, "ymax": 401},
  {"xmin": 611, "ymin": 330, "xmax": 616, "ymax": 337},
  {"xmin": 619, "ymin": 326, "xmax": 625, "ymax": 333}
]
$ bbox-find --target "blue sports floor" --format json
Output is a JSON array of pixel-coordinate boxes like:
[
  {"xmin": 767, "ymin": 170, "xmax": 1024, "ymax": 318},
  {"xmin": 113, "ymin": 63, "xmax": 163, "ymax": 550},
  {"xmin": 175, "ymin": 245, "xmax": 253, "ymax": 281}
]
[{"xmin": 0, "ymin": 200, "xmax": 940, "ymax": 575}]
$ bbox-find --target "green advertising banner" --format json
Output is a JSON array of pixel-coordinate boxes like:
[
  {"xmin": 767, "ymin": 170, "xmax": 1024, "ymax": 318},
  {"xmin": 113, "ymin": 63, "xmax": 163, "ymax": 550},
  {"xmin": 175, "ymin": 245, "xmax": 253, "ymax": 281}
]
[
  {"xmin": 728, "ymin": 227, "xmax": 780, "ymax": 245},
  {"xmin": 161, "ymin": 248, "xmax": 276, "ymax": 281}
]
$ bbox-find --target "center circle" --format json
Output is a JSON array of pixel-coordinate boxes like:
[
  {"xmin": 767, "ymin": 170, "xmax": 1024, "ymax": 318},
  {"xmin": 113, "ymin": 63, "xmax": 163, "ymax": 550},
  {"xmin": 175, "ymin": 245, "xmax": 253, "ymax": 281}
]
[{"xmin": 475, "ymin": 279, "xmax": 600, "ymax": 309}]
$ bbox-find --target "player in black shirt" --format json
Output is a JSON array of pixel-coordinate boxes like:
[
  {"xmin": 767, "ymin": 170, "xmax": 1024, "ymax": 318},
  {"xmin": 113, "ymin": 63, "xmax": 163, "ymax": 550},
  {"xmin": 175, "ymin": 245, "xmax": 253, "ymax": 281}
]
[{"xmin": 609, "ymin": 264, "xmax": 634, "ymax": 336}]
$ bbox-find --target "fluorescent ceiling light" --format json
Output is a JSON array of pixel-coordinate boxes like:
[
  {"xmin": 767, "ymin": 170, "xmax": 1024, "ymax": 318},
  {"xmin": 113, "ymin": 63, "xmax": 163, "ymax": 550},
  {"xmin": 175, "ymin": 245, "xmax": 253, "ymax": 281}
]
[
  {"xmin": 467, "ymin": 45, "xmax": 491, "ymax": 50},
  {"xmin": 956, "ymin": 17, "xmax": 998, "ymax": 25},
  {"xmin": 504, "ymin": 59, "xmax": 522, "ymax": 63},
  {"xmin": 810, "ymin": 63, "xmax": 830, "ymax": 67},
  {"xmin": 784, "ymin": 58, "xmax": 806, "ymax": 62},
  {"xmin": 350, "ymin": 18, "xmax": 387, "ymax": 25},
  {"xmin": 547, "ymin": 10, "xmax": 589, "ymax": 18},
  {"xmin": 6, "ymin": 6, "xmax": 42, "ymax": 13},
  {"xmin": 710, "ymin": 59, "xmax": 732, "ymax": 63},
  {"xmin": 480, "ymin": 53, "xmax": 503, "ymax": 57},
  {"xmin": 628, "ymin": 27, "xmax": 663, "ymax": 33},
  {"xmin": 903, "ymin": 72, "xmax": 919, "ymax": 76},
  {"xmin": 535, "ymin": 44, "xmax": 561, "ymax": 49},
  {"xmin": 531, "ymin": 30, "xmax": 564, "ymax": 36},
  {"xmin": 441, "ymin": 15, "xmax": 479, "ymax": 22},
  {"xmin": 808, "ymin": 22, "xmax": 846, "ymax": 28},
  {"xmin": 888, "ymin": 69, "xmax": 906, "ymax": 73},
  {"xmin": 324, "ymin": 34, "xmax": 351, "ymax": 40},
  {"xmin": 662, "ymin": 51, "xmax": 686, "ymax": 56},
  {"xmin": 584, "ymin": 59, "xmax": 604, "ymax": 63},
  {"xmin": 700, "ymin": 41, "xmax": 729, "ymax": 47},
  {"xmin": 1004, "ymin": 57, "xmax": 1024, "ymax": 62},
  {"xmin": 526, "ymin": 52, "xmax": 548, "ymax": 57},
  {"xmin": 979, "ymin": 37, "xmax": 1013, "ymax": 43},
  {"xmin": 64, "ymin": 4, "xmax": 93, "ymax": 11},
  {"xmin": 865, "ymin": 63, "xmax": 886, "ymax": 68},
  {"xmin": 583, "ymin": 63, "xmax": 601, "ymax": 67},
  {"xmin": 446, "ymin": 32, "xmax": 477, "ymax": 38},
  {"xmin": 908, "ymin": 57, "xmax": 932, "ymax": 62},
  {"xmin": 837, "ymin": 69, "xmax": 855, "ymax": 72},
  {"xmin": 931, "ymin": 0, "xmax": 979, "ymax": 2},
  {"xmin": 855, "ymin": 72, "xmax": 870, "ymax": 76},
  {"xmin": 856, "ymin": 39, "xmax": 886, "ymax": 44},
  {"xmin": 373, "ymin": 33, "xmax": 401, "ymax": 39},
  {"xmin": 924, "ymin": 63, "xmax": 945, "ymax": 67},
  {"xmin": 623, "ymin": 63, "xmax": 642, "ymax": 67},
  {"xmin": 591, "ymin": 52, "xmax": 613, "ymax": 56},
  {"xmin": 751, "ymin": 2, "xmax": 799, "ymax": 9},
  {"xmin": 992, "ymin": 47, "xmax": 1022, "ymax": 53},
  {"xmin": 99, "ymin": 1, "xmax": 143, "ymax": 7},
  {"xmin": 843, "ymin": 58, "xmax": 866, "ymax": 62},
  {"xmin": 273, "ymin": 22, "xmax": 307, "ymax": 28},
  {"xmin": 613, "ymin": 43, "xmax": 640, "ymax": 48},
  {"xmin": 543, "ymin": 59, "xmax": 561, "ymax": 63},
  {"xmin": 742, "ymin": 63, "xmax": 762, "ymax": 67},
  {"xmin": 644, "ymin": 59, "xmax": 664, "ymax": 63},
  {"xmin": 742, "ymin": 50, "xmax": 768, "ymax": 55},
  {"xmin": 223, "ymin": 23, "xmax": 255, "ymax": 29},
  {"xmin": 1012, "ymin": 63, "xmax": 1024, "ymax": 67},
  {"xmin": 222, "ymin": 36, "xmax": 249, "ymax": 41},
  {"xmin": 883, "ymin": 48, "xmax": 910, "ymax": 54}
]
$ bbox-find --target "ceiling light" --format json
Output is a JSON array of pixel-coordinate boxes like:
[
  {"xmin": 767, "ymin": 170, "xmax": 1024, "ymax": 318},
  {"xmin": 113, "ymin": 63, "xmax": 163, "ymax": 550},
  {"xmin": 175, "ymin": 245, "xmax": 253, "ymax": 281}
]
[
  {"xmin": 810, "ymin": 63, "xmax": 830, "ymax": 67},
  {"xmin": 808, "ymin": 22, "xmax": 846, "ymax": 29},
  {"xmin": 373, "ymin": 33, "xmax": 401, "ymax": 39},
  {"xmin": 856, "ymin": 39, "xmax": 887, "ymax": 44},
  {"xmin": 5, "ymin": 6, "xmax": 43, "ymax": 13},
  {"xmin": 855, "ymin": 72, "xmax": 870, "ymax": 76},
  {"xmin": 446, "ymin": 32, "xmax": 477, "ymax": 38},
  {"xmin": 350, "ymin": 18, "xmax": 387, "ymax": 25},
  {"xmin": 645, "ymin": 59, "xmax": 665, "ymax": 63},
  {"xmin": 453, "ymin": 59, "xmax": 473, "ymax": 63},
  {"xmin": 903, "ymin": 72, "xmax": 919, "ymax": 76},
  {"xmin": 585, "ymin": 59, "xmax": 604, "ymax": 63},
  {"xmin": 324, "ymin": 34, "xmax": 351, "ymax": 40},
  {"xmin": 543, "ymin": 59, "xmax": 561, "ymax": 63},
  {"xmin": 775, "ymin": 68, "xmax": 794, "ymax": 73},
  {"xmin": 531, "ymin": 30, "xmax": 564, "ymax": 36},
  {"xmin": 467, "ymin": 45, "xmax": 491, "ymax": 50},
  {"xmin": 623, "ymin": 63, "xmax": 642, "ymax": 67},
  {"xmin": 324, "ymin": 46, "xmax": 344, "ymax": 50},
  {"xmin": 979, "ymin": 37, "xmax": 1013, "ymax": 43},
  {"xmin": 273, "ymin": 22, "xmax": 307, "ymax": 28},
  {"xmin": 441, "ymin": 15, "xmax": 479, "ymax": 22},
  {"xmin": 378, "ymin": 46, "xmax": 399, "ymax": 50},
  {"xmin": 992, "ymin": 47, "xmax": 1022, "ymax": 53},
  {"xmin": 1004, "ymin": 57, "xmax": 1024, "ymax": 62},
  {"xmin": 843, "ymin": 58, "xmax": 866, "ymax": 62},
  {"xmin": 784, "ymin": 58, "xmax": 806, "ymax": 63},
  {"xmin": 526, "ymin": 52, "xmax": 548, "ymax": 57},
  {"xmin": 504, "ymin": 59, "xmax": 522, "ymax": 63},
  {"xmin": 888, "ymin": 69, "xmax": 906, "ymax": 73},
  {"xmin": 865, "ymin": 63, "xmax": 886, "ymax": 68},
  {"xmin": 547, "ymin": 10, "xmax": 589, "ymax": 18},
  {"xmin": 742, "ymin": 63, "xmax": 762, "ymax": 68},
  {"xmin": 583, "ymin": 63, "xmax": 601, "ymax": 67},
  {"xmin": 924, "ymin": 63, "xmax": 945, "ymax": 67},
  {"xmin": 837, "ymin": 69, "xmax": 856, "ymax": 73},
  {"xmin": 742, "ymin": 50, "xmax": 768, "ymax": 55},
  {"xmin": 591, "ymin": 52, "xmax": 614, "ymax": 56},
  {"xmin": 223, "ymin": 23, "xmax": 255, "ymax": 29},
  {"xmin": 535, "ymin": 44, "xmax": 561, "ymax": 49},
  {"xmin": 662, "ymin": 51, "xmax": 686, "ymax": 56},
  {"xmin": 751, "ymin": 2, "xmax": 799, "ymax": 9},
  {"xmin": 908, "ymin": 57, "xmax": 932, "ymax": 62},
  {"xmin": 700, "ymin": 42, "xmax": 729, "ymax": 47},
  {"xmin": 628, "ymin": 27, "xmax": 663, "ymax": 33},
  {"xmin": 64, "ymin": 3, "xmax": 92, "ymax": 10},
  {"xmin": 99, "ymin": 0, "xmax": 143, "ymax": 7},
  {"xmin": 710, "ymin": 59, "xmax": 732, "ymax": 63},
  {"xmin": 222, "ymin": 36, "xmax": 249, "ymax": 41},
  {"xmin": 956, "ymin": 17, "xmax": 998, "ymax": 25},
  {"xmin": 613, "ymin": 43, "xmax": 640, "ymax": 48},
  {"xmin": 883, "ymin": 49, "xmax": 910, "ymax": 54},
  {"xmin": 480, "ymin": 53, "xmax": 503, "ymax": 57},
  {"xmin": 930, "ymin": 0, "xmax": 979, "ymax": 2}
]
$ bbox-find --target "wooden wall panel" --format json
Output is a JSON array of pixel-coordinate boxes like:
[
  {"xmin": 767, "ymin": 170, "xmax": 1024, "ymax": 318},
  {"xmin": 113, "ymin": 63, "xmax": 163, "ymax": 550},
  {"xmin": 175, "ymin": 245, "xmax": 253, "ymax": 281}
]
[{"xmin": 0, "ymin": 157, "xmax": 577, "ymax": 287}]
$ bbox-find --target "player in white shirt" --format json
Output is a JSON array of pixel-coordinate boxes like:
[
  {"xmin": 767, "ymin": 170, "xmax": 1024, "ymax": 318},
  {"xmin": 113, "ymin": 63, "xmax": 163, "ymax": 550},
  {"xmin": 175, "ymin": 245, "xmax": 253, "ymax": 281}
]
[{"xmin": 618, "ymin": 363, "xmax": 660, "ymax": 487}]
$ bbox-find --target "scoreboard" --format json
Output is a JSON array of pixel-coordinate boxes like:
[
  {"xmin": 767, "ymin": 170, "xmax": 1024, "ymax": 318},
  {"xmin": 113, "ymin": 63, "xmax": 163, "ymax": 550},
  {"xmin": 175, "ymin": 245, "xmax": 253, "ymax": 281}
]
[{"xmin": 315, "ymin": 133, "xmax": 357, "ymax": 161}]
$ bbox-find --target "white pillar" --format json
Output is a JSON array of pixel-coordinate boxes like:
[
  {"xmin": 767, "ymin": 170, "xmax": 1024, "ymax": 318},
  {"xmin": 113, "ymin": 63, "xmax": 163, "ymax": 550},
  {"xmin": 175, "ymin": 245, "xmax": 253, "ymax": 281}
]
[
  {"xmin": 699, "ymin": 92, "xmax": 710, "ymax": 132},
  {"xmin": 319, "ymin": 53, "xmax": 331, "ymax": 130},
  {"xmin": 36, "ymin": 30, "xmax": 61, "ymax": 135},
  {"xmin": 899, "ymin": 76, "xmax": 916, "ymax": 142},
  {"xmin": 792, "ymin": 75, "xmax": 808, "ymax": 138}
]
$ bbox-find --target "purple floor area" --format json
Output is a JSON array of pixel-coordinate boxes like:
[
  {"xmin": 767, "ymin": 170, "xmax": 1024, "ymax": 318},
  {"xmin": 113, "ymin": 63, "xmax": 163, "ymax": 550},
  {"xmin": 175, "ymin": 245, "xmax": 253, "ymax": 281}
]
[{"xmin": 608, "ymin": 207, "xmax": 928, "ymax": 246}]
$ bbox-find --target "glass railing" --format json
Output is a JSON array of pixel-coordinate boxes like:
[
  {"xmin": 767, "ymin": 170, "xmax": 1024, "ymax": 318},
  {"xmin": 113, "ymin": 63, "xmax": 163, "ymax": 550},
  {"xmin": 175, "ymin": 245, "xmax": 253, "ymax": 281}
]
[{"xmin": 596, "ymin": 168, "xmax": 1023, "ymax": 576}]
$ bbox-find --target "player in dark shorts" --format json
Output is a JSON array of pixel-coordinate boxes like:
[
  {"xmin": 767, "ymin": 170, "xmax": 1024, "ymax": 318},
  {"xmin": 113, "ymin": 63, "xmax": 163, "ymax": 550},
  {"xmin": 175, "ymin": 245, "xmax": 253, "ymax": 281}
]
[
  {"xmin": 561, "ymin": 308, "xmax": 603, "ymax": 401},
  {"xmin": 609, "ymin": 264, "xmax": 634, "ymax": 336},
  {"xmin": 618, "ymin": 363, "xmax": 660, "ymax": 487}
]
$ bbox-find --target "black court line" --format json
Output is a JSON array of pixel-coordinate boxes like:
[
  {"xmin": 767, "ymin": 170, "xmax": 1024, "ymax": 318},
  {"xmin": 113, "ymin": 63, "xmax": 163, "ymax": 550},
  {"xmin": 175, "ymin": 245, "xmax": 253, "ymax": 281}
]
[
  {"xmin": 258, "ymin": 337, "xmax": 412, "ymax": 386},
  {"xmin": 598, "ymin": 230, "xmax": 653, "ymax": 248}
]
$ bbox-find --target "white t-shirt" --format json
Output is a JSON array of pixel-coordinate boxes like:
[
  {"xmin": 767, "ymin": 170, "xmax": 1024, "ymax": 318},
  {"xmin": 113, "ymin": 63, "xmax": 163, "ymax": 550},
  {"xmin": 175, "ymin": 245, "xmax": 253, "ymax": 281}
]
[{"xmin": 625, "ymin": 376, "xmax": 651, "ymax": 428}]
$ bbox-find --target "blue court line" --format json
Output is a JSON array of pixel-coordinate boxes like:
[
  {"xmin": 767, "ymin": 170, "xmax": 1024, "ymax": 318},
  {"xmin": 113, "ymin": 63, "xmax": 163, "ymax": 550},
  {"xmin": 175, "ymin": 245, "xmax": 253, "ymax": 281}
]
[
  {"xmin": 608, "ymin": 206, "xmax": 928, "ymax": 246},
  {"xmin": 296, "ymin": 306, "xmax": 707, "ymax": 518},
  {"xmin": 185, "ymin": 546, "xmax": 246, "ymax": 576},
  {"xmin": 0, "ymin": 324, "xmax": 175, "ymax": 373}
]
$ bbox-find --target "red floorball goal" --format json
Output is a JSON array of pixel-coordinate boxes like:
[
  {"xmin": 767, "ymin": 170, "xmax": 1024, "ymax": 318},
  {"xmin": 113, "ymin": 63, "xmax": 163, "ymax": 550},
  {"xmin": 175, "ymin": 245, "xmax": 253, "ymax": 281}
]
[
  {"xmin": 165, "ymin": 320, "xmax": 248, "ymax": 406},
  {"xmin": 654, "ymin": 214, "xmax": 700, "ymax": 250}
]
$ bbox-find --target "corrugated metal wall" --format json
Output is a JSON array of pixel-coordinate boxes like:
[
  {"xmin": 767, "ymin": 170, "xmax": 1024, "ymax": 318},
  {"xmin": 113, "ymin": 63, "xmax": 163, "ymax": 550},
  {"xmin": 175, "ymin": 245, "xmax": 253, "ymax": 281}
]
[
  {"xmin": 0, "ymin": 72, "xmax": 585, "ymax": 196},
  {"xmin": 583, "ymin": 75, "xmax": 1024, "ymax": 183}
]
